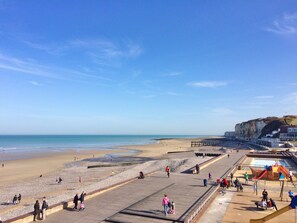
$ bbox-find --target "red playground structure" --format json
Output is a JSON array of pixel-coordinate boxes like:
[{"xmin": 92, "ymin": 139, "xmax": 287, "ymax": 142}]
[{"xmin": 250, "ymin": 162, "xmax": 289, "ymax": 181}]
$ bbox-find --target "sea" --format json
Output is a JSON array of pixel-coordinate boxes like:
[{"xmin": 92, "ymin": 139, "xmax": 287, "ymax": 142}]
[{"xmin": 0, "ymin": 135, "xmax": 205, "ymax": 155}]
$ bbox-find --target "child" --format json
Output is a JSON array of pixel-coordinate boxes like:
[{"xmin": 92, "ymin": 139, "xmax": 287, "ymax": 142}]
[
  {"xmin": 79, "ymin": 202, "xmax": 85, "ymax": 211},
  {"xmin": 169, "ymin": 201, "xmax": 175, "ymax": 214}
]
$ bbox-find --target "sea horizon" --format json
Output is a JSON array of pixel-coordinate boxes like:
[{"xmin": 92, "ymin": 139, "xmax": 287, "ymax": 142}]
[{"xmin": 0, "ymin": 134, "xmax": 216, "ymax": 154}]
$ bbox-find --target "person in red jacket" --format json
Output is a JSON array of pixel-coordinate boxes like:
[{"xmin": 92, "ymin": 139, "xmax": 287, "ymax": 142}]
[{"xmin": 165, "ymin": 166, "xmax": 170, "ymax": 178}]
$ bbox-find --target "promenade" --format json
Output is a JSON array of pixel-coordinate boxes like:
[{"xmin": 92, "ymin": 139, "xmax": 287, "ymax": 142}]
[{"xmin": 44, "ymin": 151, "xmax": 245, "ymax": 223}]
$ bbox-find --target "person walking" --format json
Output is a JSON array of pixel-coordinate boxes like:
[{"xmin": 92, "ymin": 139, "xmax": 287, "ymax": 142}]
[
  {"xmin": 79, "ymin": 191, "xmax": 85, "ymax": 210},
  {"xmin": 234, "ymin": 178, "xmax": 239, "ymax": 191},
  {"xmin": 12, "ymin": 195, "xmax": 17, "ymax": 205},
  {"xmin": 73, "ymin": 193, "xmax": 79, "ymax": 210},
  {"xmin": 80, "ymin": 191, "xmax": 85, "ymax": 203},
  {"xmin": 165, "ymin": 166, "xmax": 170, "ymax": 178},
  {"xmin": 195, "ymin": 164, "xmax": 200, "ymax": 174},
  {"xmin": 230, "ymin": 172, "xmax": 234, "ymax": 181},
  {"xmin": 33, "ymin": 200, "xmax": 40, "ymax": 221},
  {"xmin": 162, "ymin": 194, "xmax": 170, "ymax": 216},
  {"xmin": 41, "ymin": 197, "xmax": 48, "ymax": 220},
  {"xmin": 18, "ymin": 194, "xmax": 22, "ymax": 204},
  {"xmin": 208, "ymin": 172, "xmax": 212, "ymax": 180}
]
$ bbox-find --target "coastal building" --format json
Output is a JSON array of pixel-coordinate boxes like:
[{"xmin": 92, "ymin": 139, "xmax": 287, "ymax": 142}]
[
  {"xmin": 224, "ymin": 131, "xmax": 236, "ymax": 138},
  {"xmin": 256, "ymin": 138, "xmax": 280, "ymax": 148},
  {"xmin": 279, "ymin": 125, "xmax": 297, "ymax": 141}
]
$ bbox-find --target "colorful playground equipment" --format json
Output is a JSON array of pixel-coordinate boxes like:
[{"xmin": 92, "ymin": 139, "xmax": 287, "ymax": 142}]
[
  {"xmin": 250, "ymin": 195, "xmax": 297, "ymax": 223},
  {"xmin": 250, "ymin": 163, "xmax": 290, "ymax": 181}
]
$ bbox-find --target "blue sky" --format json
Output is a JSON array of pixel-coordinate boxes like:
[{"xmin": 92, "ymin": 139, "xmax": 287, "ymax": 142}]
[{"xmin": 0, "ymin": 1, "xmax": 297, "ymax": 135}]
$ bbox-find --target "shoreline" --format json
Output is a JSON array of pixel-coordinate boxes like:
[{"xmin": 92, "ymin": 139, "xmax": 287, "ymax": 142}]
[
  {"xmin": 0, "ymin": 136, "xmax": 209, "ymax": 185},
  {"xmin": 0, "ymin": 136, "xmax": 244, "ymax": 221}
]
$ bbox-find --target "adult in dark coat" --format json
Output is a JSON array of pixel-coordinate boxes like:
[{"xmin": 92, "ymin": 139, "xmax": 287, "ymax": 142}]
[
  {"xmin": 18, "ymin": 194, "xmax": 22, "ymax": 204},
  {"xmin": 73, "ymin": 193, "xmax": 79, "ymax": 209},
  {"xmin": 41, "ymin": 198, "xmax": 48, "ymax": 220},
  {"xmin": 270, "ymin": 198, "xmax": 278, "ymax": 210},
  {"xmin": 13, "ymin": 195, "xmax": 18, "ymax": 205},
  {"xmin": 262, "ymin": 189, "xmax": 268, "ymax": 202},
  {"xmin": 80, "ymin": 191, "xmax": 85, "ymax": 203},
  {"xmin": 195, "ymin": 164, "xmax": 200, "ymax": 174},
  {"xmin": 33, "ymin": 200, "xmax": 40, "ymax": 221}
]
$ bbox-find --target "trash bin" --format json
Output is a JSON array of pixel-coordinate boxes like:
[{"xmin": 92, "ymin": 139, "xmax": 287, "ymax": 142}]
[{"xmin": 203, "ymin": 179, "xmax": 208, "ymax": 187}]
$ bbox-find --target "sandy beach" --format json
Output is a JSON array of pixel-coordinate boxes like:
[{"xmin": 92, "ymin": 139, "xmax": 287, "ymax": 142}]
[{"xmin": 0, "ymin": 136, "xmax": 235, "ymax": 221}]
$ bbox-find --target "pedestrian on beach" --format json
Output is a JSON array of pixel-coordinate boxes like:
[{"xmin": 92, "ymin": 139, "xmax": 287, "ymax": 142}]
[
  {"xmin": 58, "ymin": 177, "xmax": 62, "ymax": 184},
  {"xmin": 18, "ymin": 194, "xmax": 22, "ymax": 204},
  {"xmin": 41, "ymin": 197, "xmax": 48, "ymax": 220},
  {"xmin": 270, "ymin": 198, "xmax": 278, "ymax": 211},
  {"xmin": 208, "ymin": 172, "xmax": 212, "ymax": 180},
  {"xmin": 13, "ymin": 195, "xmax": 17, "ymax": 205},
  {"xmin": 262, "ymin": 189, "xmax": 268, "ymax": 202},
  {"xmin": 162, "ymin": 194, "xmax": 170, "ymax": 216},
  {"xmin": 165, "ymin": 166, "xmax": 170, "ymax": 178},
  {"xmin": 169, "ymin": 201, "xmax": 175, "ymax": 214},
  {"xmin": 33, "ymin": 200, "xmax": 40, "ymax": 221},
  {"xmin": 195, "ymin": 164, "xmax": 200, "ymax": 174},
  {"xmin": 73, "ymin": 193, "xmax": 79, "ymax": 210},
  {"xmin": 139, "ymin": 171, "xmax": 145, "ymax": 179}
]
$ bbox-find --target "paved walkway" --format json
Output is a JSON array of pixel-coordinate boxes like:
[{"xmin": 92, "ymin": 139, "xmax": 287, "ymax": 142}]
[{"xmin": 43, "ymin": 152, "xmax": 244, "ymax": 223}]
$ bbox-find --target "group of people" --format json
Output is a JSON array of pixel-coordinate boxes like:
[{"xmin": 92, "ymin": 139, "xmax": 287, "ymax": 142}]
[
  {"xmin": 162, "ymin": 194, "xmax": 175, "ymax": 216},
  {"xmin": 255, "ymin": 189, "xmax": 277, "ymax": 210},
  {"xmin": 56, "ymin": 177, "xmax": 63, "ymax": 184},
  {"xmin": 33, "ymin": 197, "xmax": 48, "ymax": 221},
  {"xmin": 12, "ymin": 194, "xmax": 21, "ymax": 205},
  {"xmin": 73, "ymin": 191, "xmax": 86, "ymax": 211}
]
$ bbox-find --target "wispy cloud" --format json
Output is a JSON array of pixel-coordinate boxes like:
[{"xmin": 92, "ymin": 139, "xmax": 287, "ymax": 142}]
[
  {"xmin": 163, "ymin": 71, "xmax": 183, "ymax": 77},
  {"xmin": 285, "ymin": 92, "xmax": 297, "ymax": 104},
  {"xmin": 0, "ymin": 53, "xmax": 111, "ymax": 84},
  {"xmin": 141, "ymin": 94, "xmax": 157, "ymax": 99},
  {"xmin": 266, "ymin": 13, "xmax": 297, "ymax": 34},
  {"xmin": 255, "ymin": 95, "xmax": 274, "ymax": 99},
  {"xmin": 188, "ymin": 81, "xmax": 228, "ymax": 88},
  {"xmin": 23, "ymin": 38, "xmax": 143, "ymax": 68},
  {"xmin": 29, "ymin": 81, "xmax": 41, "ymax": 86},
  {"xmin": 167, "ymin": 92, "xmax": 181, "ymax": 96},
  {"xmin": 23, "ymin": 41, "xmax": 68, "ymax": 55},
  {"xmin": 211, "ymin": 108, "xmax": 234, "ymax": 115},
  {"xmin": 70, "ymin": 39, "xmax": 142, "ymax": 58}
]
